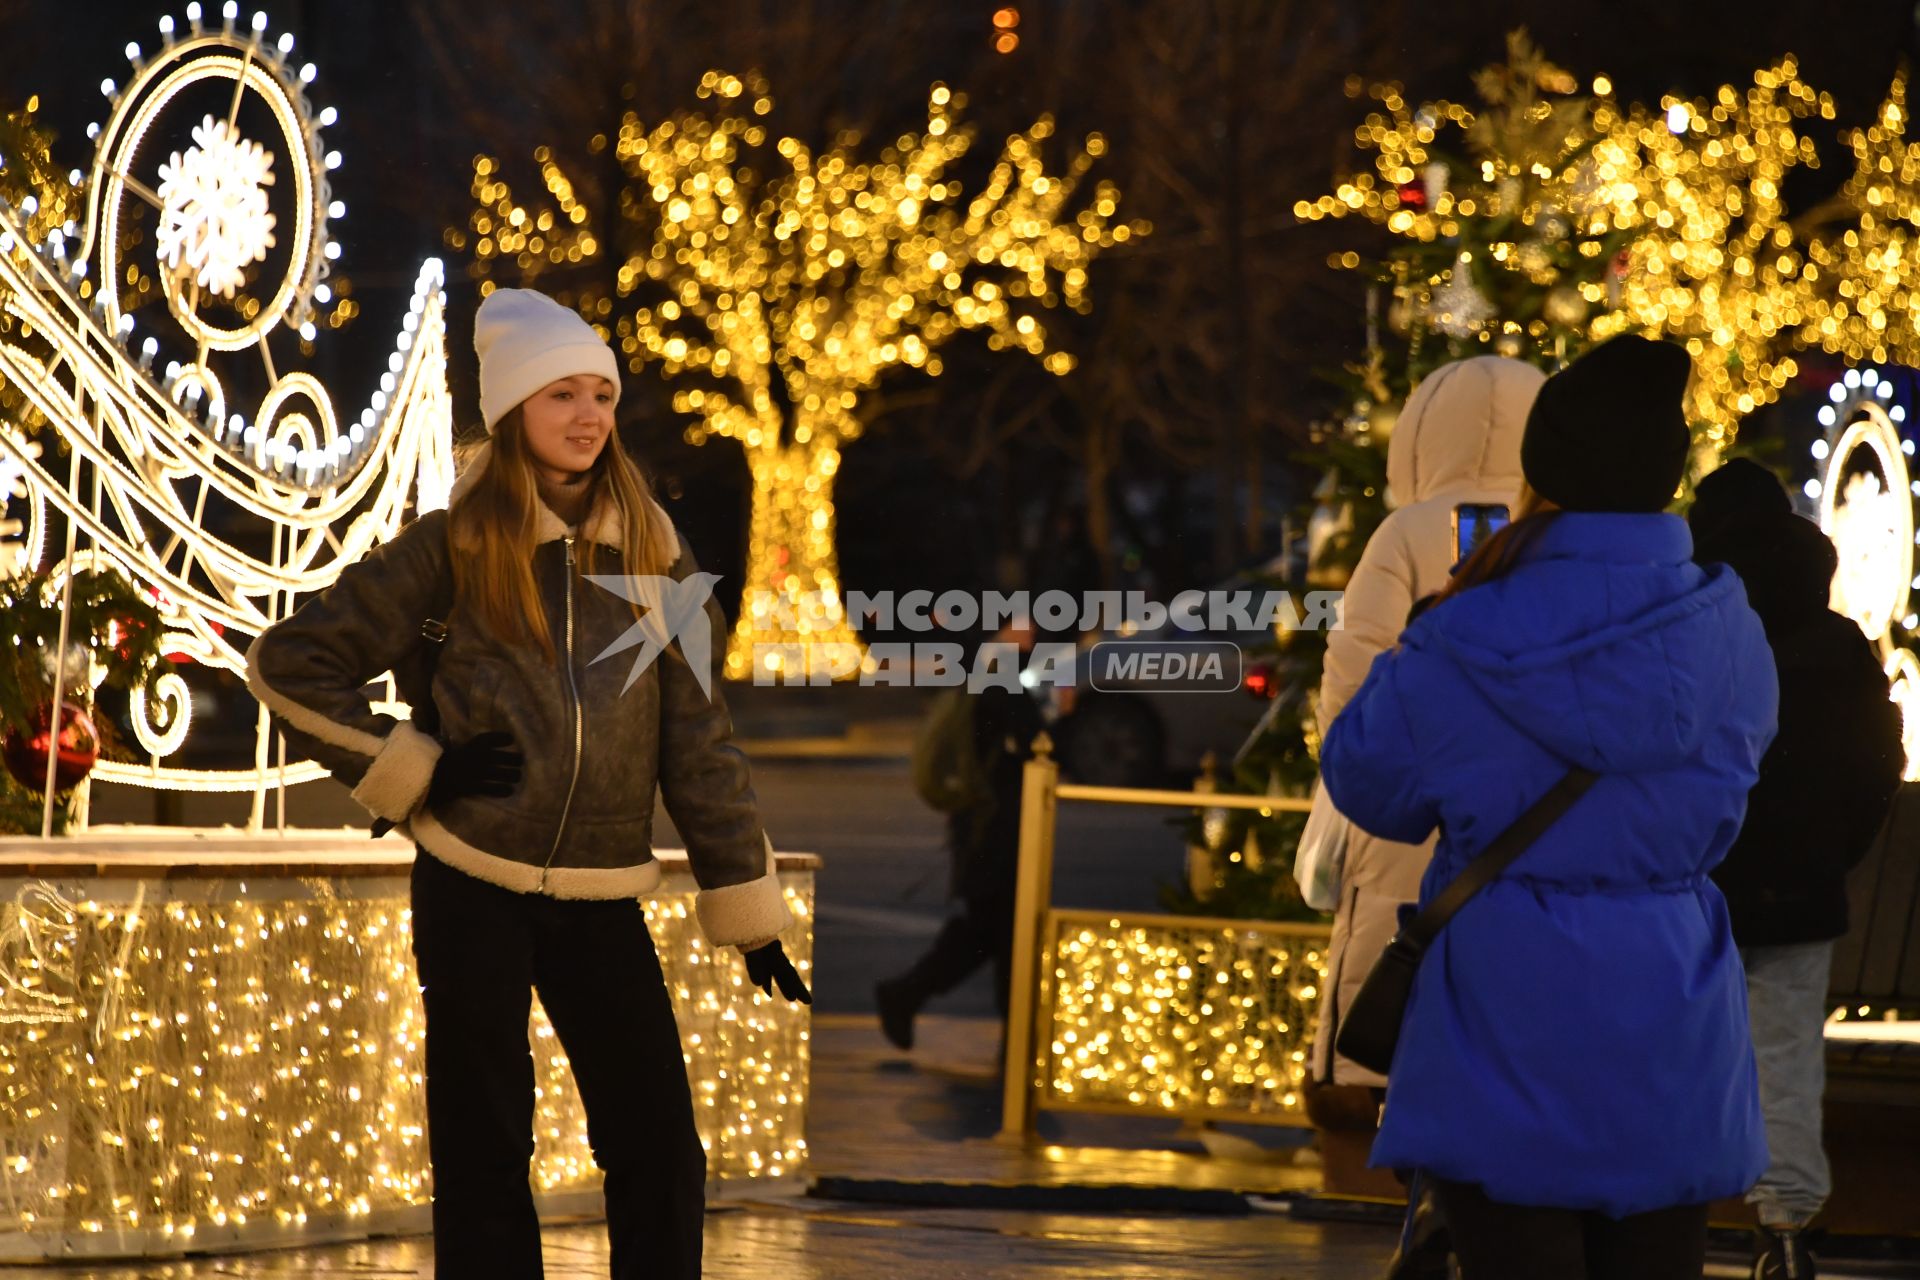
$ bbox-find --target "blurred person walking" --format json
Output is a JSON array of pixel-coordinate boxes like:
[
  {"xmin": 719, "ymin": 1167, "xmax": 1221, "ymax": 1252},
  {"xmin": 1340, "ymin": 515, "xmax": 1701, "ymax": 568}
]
[
  {"xmin": 877, "ymin": 621, "xmax": 1045, "ymax": 1050},
  {"xmin": 1690, "ymin": 459, "xmax": 1905, "ymax": 1280},
  {"xmin": 1320, "ymin": 336, "xmax": 1776, "ymax": 1280}
]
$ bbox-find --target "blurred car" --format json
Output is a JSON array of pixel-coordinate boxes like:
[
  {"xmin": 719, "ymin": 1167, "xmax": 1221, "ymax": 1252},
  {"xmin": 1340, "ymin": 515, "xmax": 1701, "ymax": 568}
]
[{"xmin": 1042, "ymin": 566, "xmax": 1299, "ymax": 788}]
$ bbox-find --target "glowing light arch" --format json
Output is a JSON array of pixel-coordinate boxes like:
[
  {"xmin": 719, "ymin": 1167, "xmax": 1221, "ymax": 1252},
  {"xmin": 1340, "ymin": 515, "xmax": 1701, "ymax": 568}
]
[
  {"xmin": 1818, "ymin": 400, "xmax": 1911, "ymax": 645},
  {"xmin": 0, "ymin": 5, "xmax": 452, "ymax": 814},
  {"xmin": 1815, "ymin": 367, "xmax": 1920, "ymax": 778}
]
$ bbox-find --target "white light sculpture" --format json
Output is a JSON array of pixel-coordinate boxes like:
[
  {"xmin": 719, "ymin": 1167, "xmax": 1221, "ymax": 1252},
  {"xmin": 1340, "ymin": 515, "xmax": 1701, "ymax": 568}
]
[
  {"xmin": 0, "ymin": 8, "xmax": 453, "ymax": 816},
  {"xmin": 1817, "ymin": 375, "xmax": 1920, "ymax": 779}
]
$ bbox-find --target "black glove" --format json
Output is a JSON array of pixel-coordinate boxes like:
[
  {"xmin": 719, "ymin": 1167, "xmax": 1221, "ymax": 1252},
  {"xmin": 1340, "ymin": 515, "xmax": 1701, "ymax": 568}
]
[
  {"xmin": 371, "ymin": 729, "xmax": 523, "ymax": 838},
  {"xmin": 743, "ymin": 941, "xmax": 812, "ymax": 1005}
]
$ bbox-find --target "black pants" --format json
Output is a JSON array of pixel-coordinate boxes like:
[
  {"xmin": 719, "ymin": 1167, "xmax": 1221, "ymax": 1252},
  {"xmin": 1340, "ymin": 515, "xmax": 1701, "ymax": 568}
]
[
  {"xmin": 1431, "ymin": 1178, "xmax": 1708, "ymax": 1280},
  {"xmin": 897, "ymin": 890, "xmax": 1016, "ymax": 1015},
  {"xmin": 410, "ymin": 851, "xmax": 706, "ymax": 1279}
]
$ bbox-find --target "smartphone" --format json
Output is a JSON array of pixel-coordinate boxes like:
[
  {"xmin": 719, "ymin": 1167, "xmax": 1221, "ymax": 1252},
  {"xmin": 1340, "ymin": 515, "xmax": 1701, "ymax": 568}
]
[{"xmin": 1453, "ymin": 502, "xmax": 1510, "ymax": 563}]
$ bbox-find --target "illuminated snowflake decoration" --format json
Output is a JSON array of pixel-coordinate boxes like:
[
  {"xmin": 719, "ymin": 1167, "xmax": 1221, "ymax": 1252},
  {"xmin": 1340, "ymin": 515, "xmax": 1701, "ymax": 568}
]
[{"xmin": 156, "ymin": 115, "xmax": 277, "ymax": 300}]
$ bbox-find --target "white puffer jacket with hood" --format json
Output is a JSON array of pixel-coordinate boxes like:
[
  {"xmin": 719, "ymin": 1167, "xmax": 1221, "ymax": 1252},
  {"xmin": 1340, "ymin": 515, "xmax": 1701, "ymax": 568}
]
[{"xmin": 1311, "ymin": 355, "xmax": 1544, "ymax": 1086}]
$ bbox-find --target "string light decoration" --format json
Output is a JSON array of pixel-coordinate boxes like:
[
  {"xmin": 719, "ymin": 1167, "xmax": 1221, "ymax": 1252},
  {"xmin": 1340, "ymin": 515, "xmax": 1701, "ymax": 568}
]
[
  {"xmin": 460, "ymin": 71, "xmax": 1141, "ymax": 678},
  {"xmin": 154, "ymin": 115, "xmax": 279, "ymax": 300},
  {"xmin": 1038, "ymin": 912, "xmax": 1326, "ymax": 1124},
  {"xmin": 0, "ymin": 843, "xmax": 814, "ymax": 1259},
  {"xmin": 0, "ymin": 6, "xmax": 453, "ymax": 814},
  {"xmin": 993, "ymin": 8, "xmax": 1021, "ymax": 55}
]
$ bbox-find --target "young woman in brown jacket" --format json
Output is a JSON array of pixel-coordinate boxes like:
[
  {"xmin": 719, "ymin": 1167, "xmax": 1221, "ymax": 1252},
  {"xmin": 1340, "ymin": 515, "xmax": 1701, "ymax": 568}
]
[{"xmin": 248, "ymin": 288, "xmax": 809, "ymax": 1279}]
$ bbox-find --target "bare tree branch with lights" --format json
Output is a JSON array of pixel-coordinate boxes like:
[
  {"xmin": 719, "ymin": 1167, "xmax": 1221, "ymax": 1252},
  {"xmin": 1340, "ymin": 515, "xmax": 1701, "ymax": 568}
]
[
  {"xmin": 1798, "ymin": 70, "xmax": 1920, "ymax": 370},
  {"xmin": 1609, "ymin": 59, "xmax": 1834, "ymax": 452},
  {"xmin": 463, "ymin": 70, "xmax": 1141, "ymax": 678},
  {"xmin": 1028, "ymin": 0, "xmax": 1402, "ymax": 580}
]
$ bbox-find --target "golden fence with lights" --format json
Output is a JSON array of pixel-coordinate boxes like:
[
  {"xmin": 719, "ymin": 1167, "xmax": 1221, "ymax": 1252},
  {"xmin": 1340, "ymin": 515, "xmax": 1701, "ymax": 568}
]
[
  {"xmin": 1037, "ymin": 909, "xmax": 1327, "ymax": 1124},
  {"xmin": 999, "ymin": 739, "xmax": 1328, "ymax": 1139},
  {"xmin": 0, "ymin": 838, "xmax": 813, "ymax": 1262}
]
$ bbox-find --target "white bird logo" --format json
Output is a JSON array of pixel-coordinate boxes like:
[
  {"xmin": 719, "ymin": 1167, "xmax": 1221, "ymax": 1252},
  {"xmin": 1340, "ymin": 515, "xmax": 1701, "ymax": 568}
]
[{"xmin": 584, "ymin": 572, "xmax": 724, "ymax": 700}]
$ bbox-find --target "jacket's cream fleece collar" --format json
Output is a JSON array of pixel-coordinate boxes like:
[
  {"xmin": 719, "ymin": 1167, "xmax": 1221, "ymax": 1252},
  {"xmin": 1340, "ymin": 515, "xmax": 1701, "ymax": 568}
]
[{"xmin": 447, "ymin": 440, "xmax": 675, "ymax": 554}]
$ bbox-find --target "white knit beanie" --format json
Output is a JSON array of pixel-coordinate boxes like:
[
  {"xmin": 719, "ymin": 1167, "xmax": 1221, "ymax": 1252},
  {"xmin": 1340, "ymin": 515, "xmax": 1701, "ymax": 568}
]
[{"xmin": 474, "ymin": 288, "xmax": 622, "ymax": 432}]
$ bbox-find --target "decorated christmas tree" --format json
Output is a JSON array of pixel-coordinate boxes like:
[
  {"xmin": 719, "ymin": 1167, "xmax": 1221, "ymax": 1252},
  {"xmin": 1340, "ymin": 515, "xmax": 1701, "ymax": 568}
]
[{"xmin": 1297, "ymin": 33, "xmax": 1641, "ymax": 387}]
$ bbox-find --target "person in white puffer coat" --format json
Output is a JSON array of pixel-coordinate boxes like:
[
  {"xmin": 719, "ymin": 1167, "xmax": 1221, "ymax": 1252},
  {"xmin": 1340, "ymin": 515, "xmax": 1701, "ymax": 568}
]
[{"xmin": 1309, "ymin": 355, "xmax": 1544, "ymax": 1088}]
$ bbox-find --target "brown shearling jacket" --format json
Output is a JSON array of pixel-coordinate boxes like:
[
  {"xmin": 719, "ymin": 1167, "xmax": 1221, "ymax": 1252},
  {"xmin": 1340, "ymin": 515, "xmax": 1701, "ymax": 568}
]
[{"xmin": 245, "ymin": 449, "xmax": 790, "ymax": 948}]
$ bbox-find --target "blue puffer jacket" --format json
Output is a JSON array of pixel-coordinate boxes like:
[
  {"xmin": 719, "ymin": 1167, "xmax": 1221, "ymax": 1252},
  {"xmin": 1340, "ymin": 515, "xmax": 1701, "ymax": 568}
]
[{"xmin": 1320, "ymin": 513, "xmax": 1776, "ymax": 1217}]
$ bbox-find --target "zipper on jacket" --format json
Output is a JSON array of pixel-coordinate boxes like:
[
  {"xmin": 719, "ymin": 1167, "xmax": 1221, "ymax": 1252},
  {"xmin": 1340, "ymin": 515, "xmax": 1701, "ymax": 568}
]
[{"xmin": 539, "ymin": 535, "xmax": 585, "ymax": 893}]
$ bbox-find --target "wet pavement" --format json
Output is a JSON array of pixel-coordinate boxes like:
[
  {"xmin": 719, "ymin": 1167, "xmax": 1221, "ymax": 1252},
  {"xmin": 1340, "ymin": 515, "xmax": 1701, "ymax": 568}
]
[
  {"xmin": 0, "ymin": 1202, "xmax": 1392, "ymax": 1278},
  {"xmin": 5, "ymin": 1014, "xmax": 1912, "ymax": 1277}
]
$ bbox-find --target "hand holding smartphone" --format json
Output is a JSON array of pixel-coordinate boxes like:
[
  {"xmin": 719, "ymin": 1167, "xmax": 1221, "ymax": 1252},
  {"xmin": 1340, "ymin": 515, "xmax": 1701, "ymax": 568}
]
[{"xmin": 1452, "ymin": 502, "xmax": 1510, "ymax": 564}]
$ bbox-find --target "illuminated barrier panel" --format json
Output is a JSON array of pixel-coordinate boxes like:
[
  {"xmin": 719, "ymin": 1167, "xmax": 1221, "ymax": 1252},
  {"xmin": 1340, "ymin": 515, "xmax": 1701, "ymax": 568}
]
[
  {"xmin": 1038, "ymin": 908, "xmax": 1329, "ymax": 1126},
  {"xmin": 0, "ymin": 832, "xmax": 814, "ymax": 1262}
]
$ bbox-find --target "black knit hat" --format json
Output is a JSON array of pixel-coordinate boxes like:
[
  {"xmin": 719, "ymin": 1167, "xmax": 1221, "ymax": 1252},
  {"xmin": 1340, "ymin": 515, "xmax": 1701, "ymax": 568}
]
[
  {"xmin": 1521, "ymin": 335, "xmax": 1693, "ymax": 513},
  {"xmin": 1688, "ymin": 457, "xmax": 1792, "ymax": 553}
]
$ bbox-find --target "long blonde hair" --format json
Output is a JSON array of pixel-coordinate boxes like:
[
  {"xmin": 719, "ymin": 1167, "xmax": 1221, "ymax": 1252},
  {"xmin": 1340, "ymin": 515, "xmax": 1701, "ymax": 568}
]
[{"xmin": 448, "ymin": 407, "xmax": 676, "ymax": 664}]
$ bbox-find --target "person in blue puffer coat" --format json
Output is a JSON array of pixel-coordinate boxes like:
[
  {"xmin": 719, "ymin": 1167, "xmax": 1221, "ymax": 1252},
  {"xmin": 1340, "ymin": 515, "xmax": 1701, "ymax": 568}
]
[{"xmin": 1320, "ymin": 335, "xmax": 1776, "ymax": 1280}]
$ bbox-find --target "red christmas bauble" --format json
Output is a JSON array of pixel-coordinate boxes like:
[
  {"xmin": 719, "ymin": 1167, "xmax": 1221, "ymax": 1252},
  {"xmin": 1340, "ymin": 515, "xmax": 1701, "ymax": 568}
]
[
  {"xmin": 1396, "ymin": 183, "xmax": 1427, "ymax": 210},
  {"xmin": 3, "ymin": 700, "xmax": 99, "ymax": 793}
]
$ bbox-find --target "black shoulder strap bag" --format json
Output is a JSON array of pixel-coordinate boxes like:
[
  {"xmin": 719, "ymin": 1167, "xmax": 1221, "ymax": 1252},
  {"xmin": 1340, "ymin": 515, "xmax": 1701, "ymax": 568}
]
[{"xmin": 1334, "ymin": 767, "xmax": 1599, "ymax": 1076}]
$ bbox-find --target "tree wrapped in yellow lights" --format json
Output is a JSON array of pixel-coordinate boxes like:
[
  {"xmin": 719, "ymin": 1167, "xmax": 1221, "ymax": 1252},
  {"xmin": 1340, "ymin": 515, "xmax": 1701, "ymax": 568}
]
[
  {"xmin": 1607, "ymin": 61, "xmax": 1834, "ymax": 452},
  {"xmin": 1798, "ymin": 71, "xmax": 1920, "ymax": 370},
  {"xmin": 462, "ymin": 71, "xmax": 1138, "ymax": 679}
]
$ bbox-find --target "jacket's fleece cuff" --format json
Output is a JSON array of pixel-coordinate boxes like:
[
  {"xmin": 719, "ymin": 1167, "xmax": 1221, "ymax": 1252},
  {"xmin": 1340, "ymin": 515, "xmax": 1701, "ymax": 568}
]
[
  {"xmin": 694, "ymin": 834, "xmax": 793, "ymax": 948},
  {"xmin": 348, "ymin": 720, "xmax": 442, "ymax": 822}
]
